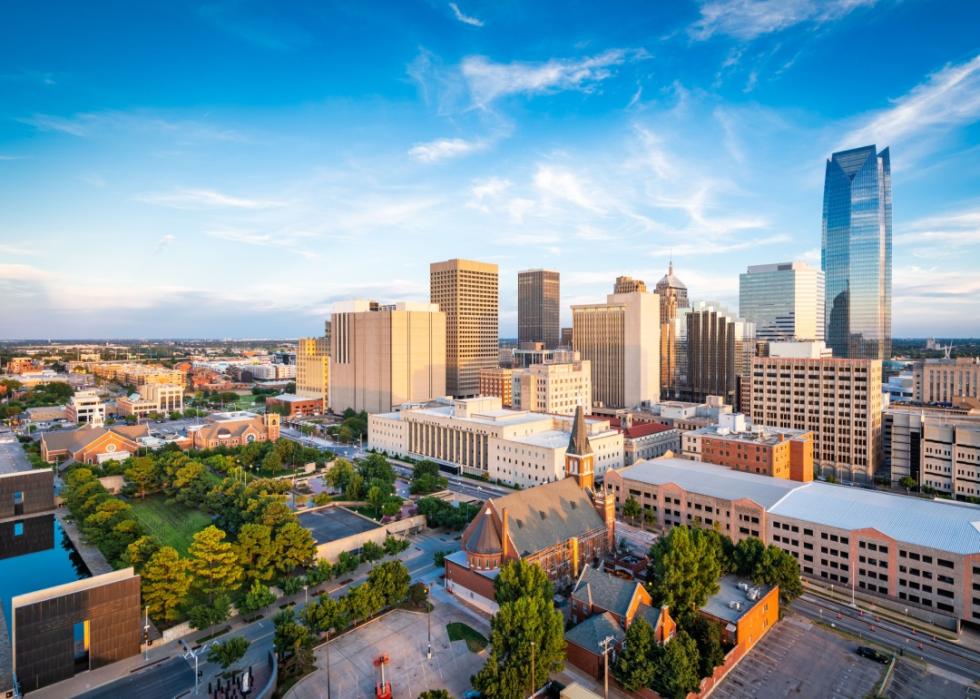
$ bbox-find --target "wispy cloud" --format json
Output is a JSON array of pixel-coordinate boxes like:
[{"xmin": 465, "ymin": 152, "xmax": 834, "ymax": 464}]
[
  {"xmin": 20, "ymin": 111, "xmax": 247, "ymax": 142},
  {"xmin": 0, "ymin": 155, "xmax": 27, "ymax": 161},
  {"xmin": 0, "ymin": 243, "xmax": 42, "ymax": 257},
  {"xmin": 449, "ymin": 2, "xmax": 484, "ymax": 27},
  {"xmin": 895, "ymin": 206, "xmax": 980, "ymax": 250},
  {"xmin": 153, "ymin": 234, "xmax": 176, "ymax": 254},
  {"xmin": 136, "ymin": 188, "xmax": 286, "ymax": 210},
  {"xmin": 691, "ymin": 0, "xmax": 877, "ymax": 41},
  {"xmin": 664, "ymin": 234, "xmax": 791, "ymax": 256},
  {"xmin": 206, "ymin": 229, "xmax": 318, "ymax": 259},
  {"xmin": 409, "ymin": 137, "xmax": 488, "ymax": 162},
  {"xmin": 196, "ymin": 2, "xmax": 311, "ymax": 51},
  {"xmin": 534, "ymin": 165, "xmax": 605, "ymax": 213}
]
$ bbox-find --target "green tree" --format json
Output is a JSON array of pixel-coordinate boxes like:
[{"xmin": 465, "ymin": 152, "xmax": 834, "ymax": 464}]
[
  {"xmin": 142, "ymin": 546, "xmax": 192, "ymax": 622},
  {"xmin": 732, "ymin": 537, "xmax": 766, "ymax": 577},
  {"xmin": 418, "ymin": 691, "xmax": 451, "ymax": 699},
  {"xmin": 187, "ymin": 526, "xmax": 243, "ymax": 603},
  {"xmin": 687, "ymin": 614, "xmax": 725, "ymax": 677},
  {"xmin": 306, "ymin": 559, "xmax": 334, "ymax": 586},
  {"xmin": 648, "ymin": 526, "xmax": 721, "ymax": 625},
  {"xmin": 262, "ymin": 449, "xmax": 283, "ymax": 476},
  {"xmin": 753, "ymin": 545, "xmax": 803, "ymax": 605},
  {"xmin": 274, "ymin": 608, "xmax": 315, "ymax": 680},
  {"xmin": 301, "ymin": 595, "xmax": 350, "ymax": 636},
  {"xmin": 125, "ymin": 456, "xmax": 159, "ymax": 499},
  {"xmin": 495, "ymin": 559, "xmax": 553, "ymax": 605},
  {"xmin": 236, "ymin": 523, "xmax": 275, "ymax": 582},
  {"xmin": 612, "ymin": 617, "xmax": 658, "ymax": 691},
  {"xmin": 123, "ymin": 535, "xmax": 161, "ymax": 572},
  {"xmin": 239, "ymin": 579, "xmax": 276, "ymax": 615},
  {"xmin": 345, "ymin": 582, "xmax": 384, "ymax": 623},
  {"xmin": 367, "ymin": 561, "xmax": 411, "ymax": 607},
  {"xmin": 209, "ymin": 636, "xmax": 250, "ymax": 670},
  {"xmin": 899, "ymin": 476, "xmax": 917, "ymax": 493},
  {"xmin": 652, "ymin": 630, "xmax": 701, "ymax": 699},
  {"xmin": 188, "ymin": 594, "xmax": 232, "ymax": 632},
  {"xmin": 273, "ymin": 521, "xmax": 316, "ymax": 574},
  {"xmin": 622, "ymin": 495, "xmax": 642, "ymax": 524},
  {"xmin": 410, "ymin": 460, "xmax": 448, "ymax": 495}
]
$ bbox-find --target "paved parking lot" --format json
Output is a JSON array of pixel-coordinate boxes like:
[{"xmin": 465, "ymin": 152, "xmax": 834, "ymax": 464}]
[
  {"xmin": 0, "ymin": 436, "xmax": 31, "ymax": 474},
  {"xmin": 287, "ymin": 606, "xmax": 486, "ymax": 698},
  {"xmin": 713, "ymin": 614, "xmax": 884, "ymax": 699},
  {"xmin": 297, "ymin": 507, "xmax": 380, "ymax": 544},
  {"xmin": 887, "ymin": 659, "xmax": 978, "ymax": 698}
]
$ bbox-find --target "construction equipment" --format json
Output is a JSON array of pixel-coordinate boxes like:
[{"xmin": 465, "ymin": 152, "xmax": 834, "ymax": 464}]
[{"xmin": 374, "ymin": 653, "xmax": 392, "ymax": 699}]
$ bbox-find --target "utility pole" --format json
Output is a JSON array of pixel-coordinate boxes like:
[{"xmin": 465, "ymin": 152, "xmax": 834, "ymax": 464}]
[
  {"xmin": 598, "ymin": 635, "xmax": 616, "ymax": 699},
  {"xmin": 529, "ymin": 640, "xmax": 536, "ymax": 698},
  {"xmin": 325, "ymin": 634, "xmax": 332, "ymax": 699},
  {"xmin": 426, "ymin": 586, "xmax": 432, "ymax": 659},
  {"xmin": 143, "ymin": 605, "xmax": 150, "ymax": 660}
]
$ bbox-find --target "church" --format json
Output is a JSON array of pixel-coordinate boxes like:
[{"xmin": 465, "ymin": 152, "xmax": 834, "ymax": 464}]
[{"xmin": 444, "ymin": 406, "xmax": 617, "ymax": 613}]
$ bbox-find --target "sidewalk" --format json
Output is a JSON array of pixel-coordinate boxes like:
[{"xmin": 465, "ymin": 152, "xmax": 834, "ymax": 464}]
[{"xmin": 56, "ymin": 509, "xmax": 113, "ymax": 576}]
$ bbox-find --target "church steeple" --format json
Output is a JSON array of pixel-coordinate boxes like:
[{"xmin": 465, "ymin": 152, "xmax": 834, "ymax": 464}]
[{"xmin": 566, "ymin": 405, "xmax": 595, "ymax": 490}]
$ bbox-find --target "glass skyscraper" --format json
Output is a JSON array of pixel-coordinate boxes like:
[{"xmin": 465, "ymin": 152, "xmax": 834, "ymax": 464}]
[
  {"xmin": 821, "ymin": 145, "xmax": 892, "ymax": 360},
  {"xmin": 739, "ymin": 261, "xmax": 824, "ymax": 342}
]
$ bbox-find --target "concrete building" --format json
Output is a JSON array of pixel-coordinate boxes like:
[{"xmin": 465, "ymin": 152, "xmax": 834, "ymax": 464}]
[
  {"xmin": 430, "ymin": 258, "xmax": 499, "ymax": 398},
  {"xmin": 613, "ymin": 275, "xmax": 647, "ymax": 294},
  {"xmin": 739, "ymin": 262, "xmax": 825, "ymax": 342},
  {"xmin": 682, "ymin": 413, "xmax": 814, "ymax": 482},
  {"xmin": 479, "ymin": 367, "xmax": 513, "ymax": 407},
  {"xmin": 511, "ymin": 360, "xmax": 592, "ymax": 416},
  {"xmin": 329, "ymin": 300, "xmax": 446, "ymax": 414},
  {"xmin": 561, "ymin": 327, "xmax": 574, "ymax": 349},
  {"xmin": 606, "ymin": 457, "xmax": 980, "ymax": 628},
  {"xmin": 266, "ymin": 393, "xmax": 324, "ymax": 417},
  {"xmin": 884, "ymin": 405, "xmax": 980, "ymax": 488},
  {"xmin": 572, "ymin": 288, "xmax": 660, "ymax": 409},
  {"xmin": 627, "ymin": 396, "xmax": 733, "ymax": 432},
  {"xmin": 884, "ymin": 371, "xmax": 915, "ymax": 404},
  {"xmin": 65, "ymin": 390, "xmax": 105, "ymax": 426},
  {"xmin": 512, "ymin": 345, "xmax": 579, "ymax": 368},
  {"xmin": 655, "ymin": 261, "xmax": 689, "ymax": 400},
  {"xmin": 518, "ymin": 269, "xmax": 560, "ymax": 348},
  {"xmin": 81, "ymin": 362, "xmax": 185, "ymax": 386},
  {"xmin": 915, "ymin": 358, "xmax": 980, "ymax": 405},
  {"xmin": 115, "ymin": 383, "xmax": 184, "ymax": 418},
  {"xmin": 768, "ymin": 340, "xmax": 834, "ymax": 359},
  {"xmin": 250, "ymin": 363, "xmax": 296, "ymax": 380},
  {"xmin": 368, "ymin": 397, "xmax": 623, "ymax": 487},
  {"xmin": 187, "ymin": 411, "xmax": 280, "ymax": 450},
  {"xmin": 613, "ymin": 419, "xmax": 680, "ymax": 466},
  {"xmin": 679, "ymin": 302, "xmax": 755, "ymax": 409},
  {"xmin": 296, "ymin": 336, "xmax": 330, "ymax": 408}
]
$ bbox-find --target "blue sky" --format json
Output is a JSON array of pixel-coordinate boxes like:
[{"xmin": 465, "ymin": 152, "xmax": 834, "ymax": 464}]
[{"xmin": 1, "ymin": 0, "xmax": 979, "ymax": 339}]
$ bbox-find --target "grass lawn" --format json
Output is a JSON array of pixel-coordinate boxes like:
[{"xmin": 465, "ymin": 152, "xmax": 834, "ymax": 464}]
[
  {"xmin": 128, "ymin": 495, "xmax": 212, "ymax": 554},
  {"xmin": 446, "ymin": 622, "xmax": 488, "ymax": 653}
]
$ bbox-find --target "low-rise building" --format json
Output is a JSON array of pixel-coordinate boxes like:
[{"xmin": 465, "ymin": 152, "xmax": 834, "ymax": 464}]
[
  {"xmin": 478, "ymin": 367, "xmax": 513, "ymax": 407},
  {"xmin": 115, "ymin": 383, "xmax": 184, "ymax": 418},
  {"xmin": 610, "ymin": 417, "xmax": 679, "ymax": 465},
  {"xmin": 701, "ymin": 575, "xmax": 779, "ymax": 651},
  {"xmin": 265, "ymin": 393, "xmax": 323, "ymax": 417},
  {"xmin": 40, "ymin": 424, "xmax": 150, "ymax": 464},
  {"xmin": 65, "ymin": 390, "xmax": 105, "ymax": 426},
  {"xmin": 884, "ymin": 405, "xmax": 980, "ymax": 488},
  {"xmin": 250, "ymin": 363, "xmax": 297, "ymax": 381},
  {"xmin": 187, "ymin": 411, "xmax": 280, "ymax": 450},
  {"xmin": 915, "ymin": 358, "xmax": 980, "ymax": 405},
  {"xmin": 510, "ymin": 360, "xmax": 592, "ymax": 417}
]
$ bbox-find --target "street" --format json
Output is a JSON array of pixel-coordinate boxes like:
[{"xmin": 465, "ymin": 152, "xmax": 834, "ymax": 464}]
[{"xmin": 75, "ymin": 658, "xmax": 193, "ymax": 699}]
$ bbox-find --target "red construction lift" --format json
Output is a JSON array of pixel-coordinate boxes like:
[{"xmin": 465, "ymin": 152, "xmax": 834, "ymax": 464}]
[{"xmin": 374, "ymin": 653, "xmax": 392, "ymax": 699}]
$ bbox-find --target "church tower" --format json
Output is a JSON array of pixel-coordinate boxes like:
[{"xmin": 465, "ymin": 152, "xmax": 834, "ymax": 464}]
[{"xmin": 565, "ymin": 405, "xmax": 595, "ymax": 490}]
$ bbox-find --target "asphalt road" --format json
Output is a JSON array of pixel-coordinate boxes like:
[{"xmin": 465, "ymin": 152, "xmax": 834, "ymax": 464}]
[
  {"xmin": 75, "ymin": 658, "xmax": 194, "ymax": 699},
  {"xmin": 792, "ymin": 594, "xmax": 980, "ymax": 682}
]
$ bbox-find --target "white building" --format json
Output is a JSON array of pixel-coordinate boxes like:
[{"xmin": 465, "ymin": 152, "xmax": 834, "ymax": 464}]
[
  {"xmin": 511, "ymin": 360, "xmax": 592, "ymax": 416},
  {"xmin": 368, "ymin": 396, "xmax": 623, "ymax": 488},
  {"xmin": 767, "ymin": 341, "xmax": 834, "ymax": 359},
  {"xmin": 66, "ymin": 390, "xmax": 105, "ymax": 426},
  {"xmin": 116, "ymin": 383, "xmax": 184, "ymax": 418},
  {"xmin": 739, "ymin": 261, "xmax": 825, "ymax": 342}
]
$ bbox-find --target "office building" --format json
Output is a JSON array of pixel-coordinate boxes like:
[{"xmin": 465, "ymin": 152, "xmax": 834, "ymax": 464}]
[
  {"xmin": 511, "ymin": 360, "xmax": 592, "ymax": 416},
  {"xmin": 611, "ymin": 418, "xmax": 680, "ymax": 466},
  {"xmin": 606, "ymin": 458, "xmax": 980, "ymax": 628},
  {"xmin": 66, "ymin": 390, "xmax": 105, "ymax": 426},
  {"xmin": 367, "ymin": 396, "xmax": 623, "ymax": 487},
  {"xmin": 561, "ymin": 327, "xmax": 573, "ymax": 349},
  {"xmin": 329, "ymin": 300, "xmax": 446, "ymax": 414},
  {"xmin": 750, "ymin": 355, "xmax": 882, "ymax": 482},
  {"xmin": 682, "ymin": 413, "xmax": 814, "ymax": 482},
  {"xmin": 116, "ymin": 383, "xmax": 184, "ymax": 418},
  {"xmin": 572, "ymin": 287, "xmax": 660, "ymax": 409},
  {"xmin": 265, "ymin": 394, "xmax": 324, "ymax": 417},
  {"xmin": 655, "ymin": 261, "xmax": 689, "ymax": 399},
  {"xmin": 914, "ymin": 358, "xmax": 980, "ymax": 405},
  {"xmin": 249, "ymin": 363, "xmax": 296, "ymax": 380},
  {"xmin": 884, "ymin": 406, "xmax": 980, "ymax": 490},
  {"xmin": 680, "ymin": 302, "xmax": 755, "ymax": 409},
  {"xmin": 479, "ymin": 367, "xmax": 513, "ymax": 407},
  {"xmin": 822, "ymin": 145, "xmax": 892, "ymax": 360},
  {"xmin": 739, "ymin": 262, "xmax": 824, "ymax": 342},
  {"xmin": 296, "ymin": 337, "xmax": 330, "ymax": 408},
  {"xmin": 512, "ymin": 344, "xmax": 579, "ymax": 368},
  {"xmin": 430, "ymin": 258, "xmax": 499, "ymax": 397},
  {"xmin": 613, "ymin": 276, "xmax": 647, "ymax": 294},
  {"xmin": 518, "ymin": 269, "xmax": 560, "ymax": 348}
]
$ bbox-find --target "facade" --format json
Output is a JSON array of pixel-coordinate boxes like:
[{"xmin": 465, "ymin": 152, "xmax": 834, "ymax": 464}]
[
  {"xmin": 518, "ymin": 269, "xmax": 560, "ymax": 348},
  {"xmin": 682, "ymin": 413, "xmax": 814, "ymax": 482},
  {"xmin": 512, "ymin": 345, "xmax": 579, "ymax": 368},
  {"xmin": 572, "ymin": 288, "xmax": 660, "ymax": 409},
  {"xmin": 187, "ymin": 411, "xmax": 280, "ymax": 450},
  {"xmin": 822, "ymin": 145, "xmax": 892, "ymax": 360},
  {"xmin": 81, "ymin": 362, "xmax": 185, "ymax": 386},
  {"xmin": 680, "ymin": 302, "xmax": 755, "ymax": 408},
  {"xmin": 739, "ymin": 261, "xmax": 825, "ymax": 342},
  {"xmin": 295, "ymin": 336, "xmax": 330, "ymax": 408},
  {"xmin": 606, "ymin": 457, "xmax": 980, "ymax": 628},
  {"xmin": 750, "ymin": 355, "xmax": 882, "ymax": 482},
  {"xmin": 479, "ymin": 367, "xmax": 513, "ymax": 407},
  {"xmin": 561, "ymin": 327, "xmax": 574, "ymax": 349},
  {"xmin": 266, "ymin": 393, "xmax": 323, "ymax": 417},
  {"xmin": 613, "ymin": 275, "xmax": 647, "ymax": 294},
  {"xmin": 115, "ymin": 383, "xmax": 184, "ymax": 418},
  {"xmin": 914, "ymin": 358, "xmax": 980, "ymax": 405},
  {"xmin": 368, "ymin": 397, "xmax": 623, "ymax": 487},
  {"xmin": 511, "ymin": 360, "xmax": 592, "ymax": 416},
  {"xmin": 66, "ymin": 390, "xmax": 105, "ymax": 425},
  {"xmin": 40, "ymin": 424, "xmax": 150, "ymax": 464},
  {"xmin": 609, "ymin": 417, "xmax": 680, "ymax": 466},
  {"xmin": 430, "ymin": 258, "xmax": 499, "ymax": 398},
  {"xmin": 701, "ymin": 576, "xmax": 779, "ymax": 651},
  {"xmin": 884, "ymin": 405, "xmax": 980, "ymax": 488},
  {"xmin": 249, "ymin": 363, "xmax": 296, "ymax": 380},
  {"xmin": 0, "ymin": 470, "xmax": 54, "ymax": 518},
  {"xmin": 329, "ymin": 300, "xmax": 446, "ymax": 414},
  {"xmin": 655, "ymin": 262, "xmax": 689, "ymax": 400}
]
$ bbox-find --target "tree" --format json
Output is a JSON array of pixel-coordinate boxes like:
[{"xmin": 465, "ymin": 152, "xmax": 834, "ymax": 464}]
[
  {"xmin": 173, "ymin": 461, "xmax": 214, "ymax": 507},
  {"xmin": 733, "ymin": 537, "xmax": 766, "ymax": 578},
  {"xmin": 648, "ymin": 526, "xmax": 721, "ymax": 625},
  {"xmin": 495, "ymin": 559, "xmax": 553, "ymax": 605},
  {"xmin": 324, "ymin": 458, "xmax": 356, "ymax": 491},
  {"xmin": 899, "ymin": 476, "xmax": 917, "ymax": 493},
  {"xmin": 622, "ymin": 495, "xmax": 642, "ymax": 525},
  {"xmin": 125, "ymin": 456, "xmax": 159, "ymax": 499},
  {"xmin": 187, "ymin": 526, "xmax": 242, "ymax": 604},
  {"xmin": 345, "ymin": 582, "xmax": 384, "ymax": 623},
  {"xmin": 273, "ymin": 521, "xmax": 316, "ymax": 574},
  {"xmin": 123, "ymin": 535, "xmax": 161, "ymax": 572},
  {"xmin": 142, "ymin": 546, "xmax": 192, "ymax": 622},
  {"xmin": 652, "ymin": 630, "xmax": 701, "ymax": 699},
  {"xmin": 367, "ymin": 484, "xmax": 386, "ymax": 519},
  {"xmin": 209, "ymin": 636, "xmax": 250, "ymax": 670},
  {"xmin": 306, "ymin": 559, "xmax": 334, "ymax": 586},
  {"xmin": 687, "ymin": 614, "xmax": 725, "ymax": 677},
  {"xmin": 410, "ymin": 460, "xmax": 448, "ymax": 495},
  {"xmin": 262, "ymin": 450, "xmax": 283, "ymax": 476},
  {"xmin": 187, "ymin": 594, "xmax": 232, "ymax": 632},
  {"xmin": 302, "ymin": 595, "xmax": 350, "ymax": 636},
  {"xmin": 753, "ymin": 545, "xmax": 803, "ymax": 605},
  {"xmin": 239, "ymin": 579, "xmax": 276, "ymax": 615},
  {"xmin": 236, "ymin": 523, "xmax": 276, "ymax": 583},
  {"xmin": 367, "ymin": 561, "xmax": 411, "ymax": 607},
  {"xmin": 612, "ymin": 617, "xmax": 658, "ymax": 691},
  {"xmin": 418, "ymin": 691, "xmax": 451, "ymax": 699},
  {"xmin": 274, "ymin": 608, "xmax": 314, "ymax": 680}
]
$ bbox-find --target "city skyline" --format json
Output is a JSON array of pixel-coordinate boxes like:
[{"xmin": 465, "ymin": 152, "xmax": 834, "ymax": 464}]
[{"xmin": 2, "ymin": 2, "xmax": 980, "ymax": 339}]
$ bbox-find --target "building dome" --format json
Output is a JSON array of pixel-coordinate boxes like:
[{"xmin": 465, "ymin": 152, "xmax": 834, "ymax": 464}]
[
  {"xmin": 656, "ymin": 261, "xmax": 687, "ymax": 291},
  {"xmin": 466, "ymin": 510, "xmax": 502, "ymax": 555}
]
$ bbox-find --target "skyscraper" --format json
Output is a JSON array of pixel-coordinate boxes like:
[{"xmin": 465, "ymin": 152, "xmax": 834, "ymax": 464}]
[
  {"xmin": 430, "ymin": 258, "xmax": 499, "ymax": 397},
  {"xmin": 680, "ymin": 301, "xmax": 755, "ymax": 409},
  {"xmin": 739, "ymin": 261, "xmax": 824, "ymax": 342},
  {"xmin": 518, "ymin": 269, "xmax": 560, "ymax": 348},
  {"xmin": 655, "ymin": 261, "xmax": 689, "ymax": 397},
  {"xmin": 822, "ymin": 145, "xmax": 892, "ymax": 360}
]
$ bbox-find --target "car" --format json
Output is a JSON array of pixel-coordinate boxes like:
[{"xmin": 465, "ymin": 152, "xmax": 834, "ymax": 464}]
[
  {"xmin": 462, "ymin": 691, "xmax": 484, "ymax": 699},
  {"xmin": 856, "ymin": 646, "xmax": 890, "ymax": 664}
]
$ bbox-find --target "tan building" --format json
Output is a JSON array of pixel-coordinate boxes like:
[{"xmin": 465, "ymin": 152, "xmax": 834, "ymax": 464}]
[
  {"xmin": 82, "ymin": 362, "xmax": 184, "ymax": 386},
  {"xmin": 187, "ymin": 411, "xmax": 280, "ymax": 449},
  {"xmin": 296, "ymin": 337, "xmax": 330, "ymax": 408},
  {"xmin": 654, "ymin": 262, "xmax": 689, "ymax": 399},
  {"xmin": 116, "ymin": 383, "xmax": 184, "ymax": 418},
  {"xmin": 479, "ymin": 367, "xmax": 513, "ymax": 407},
  {"xmin": 884, "ymin": 405, "xmax": 980, "ymax": 488},
  {"xmin": 750, "ymin": 356, "xmax": 882, "ymax": 483},
  {"xmin": 430, "ymin": 258, "xmax": 499, "ymax": 398},
  {"xmin": 511, "ymin": 360, "xmax": 592, "ymax": 416},
  {"xmin": 915, "ymin": 358, "xmax": 980, "ymax": 405},
  {"xmin": 613, "ymin": 275, "xmax": 647, "ymax": 294},
  {"xmin": 330, "ymin": 300, "xmax": 446, "ymax": 414},
  {"xmin": 572, "ymin": 288, "xmax": 660, "ymax": 409},
  {"xmin": 921, "ymin": 420, "xmax": 980, "ymax": 498},
  {"xmin": 66, "ymin": 390, "xmax": 105, "ymax": 425}
]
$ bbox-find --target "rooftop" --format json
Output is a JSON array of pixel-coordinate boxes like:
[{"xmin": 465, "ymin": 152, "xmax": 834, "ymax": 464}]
[
  {"xmin": 690, "ymin": 424, "xmax": 809, "ymax": 446},
  {"xmin": 270, "ymin": 393, "xmax": 320, "ymax": 403},
  {"xmin": 701, "ymin": 575, "xmax": 771, "ymax": 625},
  {"xmin": 564, "ymin": 611, "xmax": 625, "ymax": 651},
  {"xmin": 571, "ymin": 566, "xmax": 640, "ymax": 619}
]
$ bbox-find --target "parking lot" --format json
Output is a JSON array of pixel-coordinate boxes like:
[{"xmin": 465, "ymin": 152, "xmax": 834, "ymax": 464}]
[
  {"xmin": 0, "ymin": 435, "xmax": 31, "ymax": 474},
  {"xmin": 887, "ymin": 658, "xmax": 977, "ymax": 698},
  {"xmin": 713, "ymin": 613, "xmax": 884, "ymax": 699},
  {"xmin": 287, "ymin": 606, "xmax": 487, "ymax": 698},
  {"xmin": 297, "ymin": 506, "xmax": 381, "ymax": 545}
]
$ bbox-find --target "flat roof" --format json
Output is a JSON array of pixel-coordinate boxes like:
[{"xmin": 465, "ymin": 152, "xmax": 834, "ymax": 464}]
[
  {"xmin": 297, "ymin": 507, "xmax": 381, "ymax": 544},
  {"xmin": 701, "ymin": 575, "xmax": 772, "ymax": 625},
  {"xmin": 12, "ymin": 568, "xmax": 136, "ymax": 608},
  {"xmin": 270, "ymin": 393, "xmax": 319, "ymax": 403},
  {"xmin": 382, "ymin": 404, "xmax": 551, "ymax": 428},
  {"xmin": 690, "ymin": 424, "xmax": 809, "ymax": 446}
]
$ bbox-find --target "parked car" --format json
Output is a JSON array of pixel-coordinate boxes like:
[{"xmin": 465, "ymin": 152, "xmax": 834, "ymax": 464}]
[{"xmin": 856, "ymin": 646, "xmax": 890, "ymax": 664}]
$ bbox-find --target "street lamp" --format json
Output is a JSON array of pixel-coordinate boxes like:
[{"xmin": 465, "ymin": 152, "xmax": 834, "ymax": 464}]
[
  {"xmin": 180, "ymin": 640, "xmax": 211, "ymax": 695},
  {"xmin": 303, "ymin": 584, "xmax": 309, "ymax": 605},
  {"xmin": 425, "ymin": 585, "xmax": 432, "ymax": 659}
]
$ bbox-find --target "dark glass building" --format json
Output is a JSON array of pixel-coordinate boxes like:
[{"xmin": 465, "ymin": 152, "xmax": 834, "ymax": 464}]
[
  {"xmin": 821, "ymin": 145, "xmax": 892, "ymax": 360},
  {"xmin": 518, "ymin": 269, "xmax": 560, "ymax": 348}
]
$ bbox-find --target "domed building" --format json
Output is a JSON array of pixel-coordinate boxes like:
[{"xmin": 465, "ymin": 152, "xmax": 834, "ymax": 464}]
[{"xmin": 655, "ymin": 260, "xmax": 689, "ymax": 397}]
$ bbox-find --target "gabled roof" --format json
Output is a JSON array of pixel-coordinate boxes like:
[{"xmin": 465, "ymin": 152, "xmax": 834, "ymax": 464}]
[
  {"xmin": 490, "ymin": 478, "xmax": 605, "ymax": 557},
  {"xmin": 194, "ymin": 417, "xmax": 264, "ymax": 442},
  {"xmin": 41, "ymin": 424, "xmax": 149, "ymax": 455},
  {"xmin": 564, "ymin": 612, "xmax": 624, "ymax": 652},
  {"xmin": 634, "ymin": 603, "xmax": 664, "ymax": 630},
  {"xmin": 571, "ymin": 566, "xmax": 640, "ymax": 619}
]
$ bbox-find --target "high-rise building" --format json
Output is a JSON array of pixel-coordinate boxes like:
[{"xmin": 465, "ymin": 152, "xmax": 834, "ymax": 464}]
[
  {"xmin": 655, "ymin": 261, "xmax": 689, "ymax": 398},
  {"xmin": 295, "ymin": 336, "xmax": 330, "ymax": 408},
  {"xmin": 430, "ymin": 258, "xmax": 499, "ymax": 397},
  {"xmin": 572, "ymin": 288, "xmax": 660, "ymax": 409},
  {"xmin": 518, "ymin": 269, "xmax": 560, "ymax": 348},
  {"xmin": 680, "ymin": 302, "xmax": 755, "ymax": 409},
  {"xmin": 329, "ymin": 300, "xmax": 446, "ymax": 414},
  {"xmin": 613, "ymin": 275, "xmax": 647, "ymax": 294},
  {"xmin": 560, "ymin": 327, "xmax": 573, "ymax": 349},
  {"xmin": 739, "ymin": 262, "xmax": 824, "ymax": 342},
  {"xmin": 913, "ymin": 358, "xmax": 980, "ymax": 404},
  {"xmin": 750, "ymin": 355, "xmax": 882, "ymax": 482},
  {"xmin": 822, "ymin": 145, "xmax": 892, "ymax": 360}
]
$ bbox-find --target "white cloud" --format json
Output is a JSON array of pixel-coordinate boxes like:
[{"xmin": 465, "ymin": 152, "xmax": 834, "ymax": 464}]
[
  {"xmin": 449, "ymin": 2, "xmax": 484, "ymax": 27},
  {"xmin": 895, "ymin": 207, "xmax": 980, "ymax": 248},
  {"xmin": 0, "ymin": 154, "xmax": 27, "ymax": 161},
  {"xmin": 666, "ymin": 234, "xmax": 791, "ymax": 256},
  {"xmin": 153, "ymin": 234, "xmax": 176, "ymax": 254},
  {"xmin": 206, "ymin": 229, "xmax": 318, "ymax": 259},
  {"xmin": 136, "ymin": 188, "xmax": 286, "ymax": 210},
  {"xmin": 533, "ymin": 165, "xmax": 604, "ymax": 213},
  {"xmin": 691, "ymin": 0, "xmax": 877, "ymax": 41},
  {"xmin": 409, "ymin": 137, "xmax": 488, "ymax": 162},
  {"xmin": 0, "ymin": 243, "xmax": 41, "ymax": 256}
]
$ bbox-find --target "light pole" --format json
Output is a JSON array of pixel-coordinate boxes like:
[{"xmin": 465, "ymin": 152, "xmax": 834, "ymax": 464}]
[
  {"xmin": 143, "ymin": 605, "xmax": 150, "ymax": 661},
  {"xmin": 303, "ymin": 584, "xmax": 309, "ymax": 605},
  {"xmin": 597, "ymin": 635, "xmax": 616, "ymax": 699},
  {"xmin": 529, "ymin": 640, "xmax": 536, "ymax": 698},
  {"xmin": 180, "ymin": 640, "xmax": 211, "ymax": 695},
  {"xmin": 425, "ymin": 586, "xmax": 432, "ymax": 659}
]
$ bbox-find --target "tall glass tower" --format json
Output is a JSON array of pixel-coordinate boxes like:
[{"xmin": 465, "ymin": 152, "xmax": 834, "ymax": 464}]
[{"xmin": 821, "ymin": 145, "xmax": 892, "ymax": 360}]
